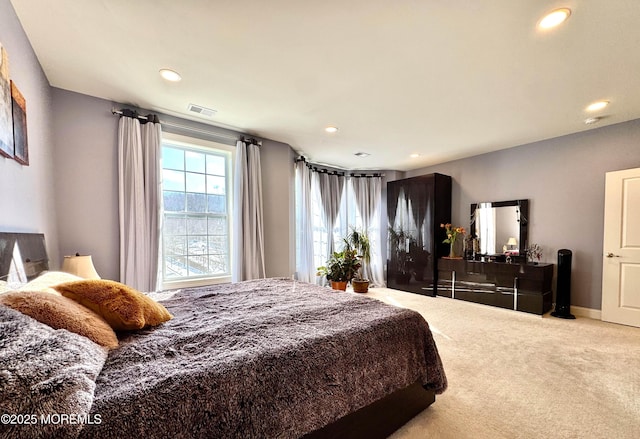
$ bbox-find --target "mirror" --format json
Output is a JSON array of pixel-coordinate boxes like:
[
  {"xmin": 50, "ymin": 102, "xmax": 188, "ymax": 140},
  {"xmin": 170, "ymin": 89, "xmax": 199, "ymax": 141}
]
[{"xmin": 470, "ymin": 199, "xmax": 528, "ymax": 256}]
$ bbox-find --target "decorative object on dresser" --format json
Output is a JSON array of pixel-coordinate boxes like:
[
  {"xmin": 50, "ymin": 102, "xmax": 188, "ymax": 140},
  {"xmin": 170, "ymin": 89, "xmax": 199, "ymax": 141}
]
[
  {"xmin": 437, "ymin": 258, "xmax": 553, "ymax": 315},
  {"xmin": 387, "ymin": 173, "xmax": 452, "ymax": 296},
  {"xmin": 441, "ymin": 223, "xmax": 466, "ymax": 258},
  {"xmin": 525, "ymin": 243, "xmax": 543, "ymax": 264}
]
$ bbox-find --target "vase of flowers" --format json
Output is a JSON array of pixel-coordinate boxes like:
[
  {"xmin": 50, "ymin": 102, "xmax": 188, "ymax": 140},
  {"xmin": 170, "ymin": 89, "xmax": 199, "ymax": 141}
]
[{"xmin": 441, "ymin": 223, "xmax": 466, "ymax": 258}]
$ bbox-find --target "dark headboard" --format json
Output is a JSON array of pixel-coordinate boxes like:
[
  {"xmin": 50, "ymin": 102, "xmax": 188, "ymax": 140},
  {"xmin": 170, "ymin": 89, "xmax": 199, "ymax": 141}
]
[{"xmin": 0, "ymin": 232, "xmax": 49, "ymax": 282}]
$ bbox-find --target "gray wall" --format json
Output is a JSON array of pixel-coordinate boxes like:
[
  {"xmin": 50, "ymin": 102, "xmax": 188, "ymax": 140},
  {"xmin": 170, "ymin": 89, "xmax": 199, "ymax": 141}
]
[
  {"xmin": 0, "ymin": 0, "xmax": 60, "ymax": 267},
  {"xmin": 51, "ymin": 88, "xmax": 296, "ymax": 282},
  {"xmin": 51, "ymin": 89, "xmax": 119, "ymax": 279},
  {"xmin": 398, "ymin": 119, "xmax": 640, "ymax": 310},
  {"xmin": 261, "ymin": 139, "xmax": 296, "ymax": 278}
]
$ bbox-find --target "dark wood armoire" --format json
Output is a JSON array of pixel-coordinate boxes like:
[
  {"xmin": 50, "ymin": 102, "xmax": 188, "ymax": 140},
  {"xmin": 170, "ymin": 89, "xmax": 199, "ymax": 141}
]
[{"xmin": 387, "ymin": 173, "xmax": 451, "ymax": 296}]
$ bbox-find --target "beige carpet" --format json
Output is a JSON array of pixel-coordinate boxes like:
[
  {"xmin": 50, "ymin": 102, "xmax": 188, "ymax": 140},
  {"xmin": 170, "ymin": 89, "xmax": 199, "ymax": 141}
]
[{"xmin": 363, "ymin": 288, "xmax": 640, "ymax": 439}]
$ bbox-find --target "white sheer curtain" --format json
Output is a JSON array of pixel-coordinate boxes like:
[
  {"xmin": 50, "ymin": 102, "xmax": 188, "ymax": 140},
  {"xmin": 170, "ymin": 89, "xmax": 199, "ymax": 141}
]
[
  {"xmin": 118, "ymin": 113, "xmax": 162, "ymax": 291},
  {"xmin": 351, "ymin": 176, "xmax": 385, "ymax": 287},
  {"xmin": 295, "ymin": 161, "xmax": 314, "ymax": 282},
  {"xmin": 294, "ymin": 159, "xmax": 387, "ymax": 286},
  {"xmin": 477, "ymin": 202, "xmax": 496, "ymax": 254},
  {"xmin": 232, "ymin": 140, "xmax": 265, "ymax": 282},
  {"xmin": 317, "ymin": 172, "xmax": 345, "ymax": 257}
]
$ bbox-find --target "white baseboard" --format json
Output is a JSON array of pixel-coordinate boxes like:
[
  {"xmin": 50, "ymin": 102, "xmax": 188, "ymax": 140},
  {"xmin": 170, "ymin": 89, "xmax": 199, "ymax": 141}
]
[{"xmin": 570, "ymin": 305, "xmax": 601, "ymax": 320}]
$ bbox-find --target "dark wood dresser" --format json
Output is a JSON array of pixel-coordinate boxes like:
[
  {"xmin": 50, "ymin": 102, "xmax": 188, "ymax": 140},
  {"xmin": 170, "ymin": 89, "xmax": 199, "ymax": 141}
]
[{"xmin": 437, "ymin": 258, "xmax": 553, "ymax": 315}]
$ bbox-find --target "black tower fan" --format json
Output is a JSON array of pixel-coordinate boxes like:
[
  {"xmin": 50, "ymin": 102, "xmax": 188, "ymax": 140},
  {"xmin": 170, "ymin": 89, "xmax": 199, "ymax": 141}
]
[{"xmin": 552, "ymin": 249, "xmax": 575, "ymax": 319}]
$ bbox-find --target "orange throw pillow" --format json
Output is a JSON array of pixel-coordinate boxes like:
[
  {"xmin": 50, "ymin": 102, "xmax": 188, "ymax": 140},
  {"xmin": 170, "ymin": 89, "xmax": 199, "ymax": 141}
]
[
  {"xmin": 0, "ymin": 291, "xmax": 118, "ymax": 349},
  {"xmin": 54, "ymin": 279, "xmax": 173, "ymax": 331}
]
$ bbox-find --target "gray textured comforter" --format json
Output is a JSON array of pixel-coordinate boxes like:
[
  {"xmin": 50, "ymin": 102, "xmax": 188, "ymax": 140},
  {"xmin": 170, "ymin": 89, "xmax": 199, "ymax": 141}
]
[
  {"xmin": 81, "ymin": 278, "xmax": 446, "ymax": 439},
  {"xmin": 0, "ymin": 306, "xmax": 108, "ymax": 439}
]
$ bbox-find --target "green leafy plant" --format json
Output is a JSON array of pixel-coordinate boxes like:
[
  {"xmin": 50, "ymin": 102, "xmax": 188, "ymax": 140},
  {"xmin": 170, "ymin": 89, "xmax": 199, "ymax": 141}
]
[
  {"xmin": 343, "ymin": 228, "xmax": 371, "ymax": 281},
  {"xmin": 316, "ymin": 249, "xmax": 362, "ymax": 282}
]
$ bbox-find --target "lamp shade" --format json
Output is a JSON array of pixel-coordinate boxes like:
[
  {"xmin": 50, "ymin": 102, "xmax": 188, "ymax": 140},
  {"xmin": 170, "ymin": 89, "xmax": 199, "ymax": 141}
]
[
  {"xmin": 507, "ymin": 237, "xmax": 518, "ymax": 246},
  {"xmin": 62, "ymin": 254, "xmax": 101, "ymax": 279}
]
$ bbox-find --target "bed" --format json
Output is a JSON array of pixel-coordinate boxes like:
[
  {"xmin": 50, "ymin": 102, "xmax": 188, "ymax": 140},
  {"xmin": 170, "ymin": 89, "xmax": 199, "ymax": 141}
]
[{"xmin": 0, "ymin": 233, "xmax": 447, "ymax": 439}]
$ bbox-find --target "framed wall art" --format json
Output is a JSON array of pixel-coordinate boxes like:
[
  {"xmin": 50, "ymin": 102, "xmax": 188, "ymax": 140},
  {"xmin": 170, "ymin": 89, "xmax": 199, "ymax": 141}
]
[
  {"xmin": 0, "ymin": 42, "xmax": 14, "ymax": 159},
  {"xmin": 11, "ymin": 80, "xmax": 28, "ymax": 165}
]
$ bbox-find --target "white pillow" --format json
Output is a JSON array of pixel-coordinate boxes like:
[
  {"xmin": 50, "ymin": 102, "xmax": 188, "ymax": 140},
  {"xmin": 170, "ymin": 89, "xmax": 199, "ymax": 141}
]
[
  {"xmin": 0, "ymin": 280, "xmax": 11, "ymax": 294},
  {"xmin": 16, "ymin": 271, "xmax": 84, "ymax": 295}
]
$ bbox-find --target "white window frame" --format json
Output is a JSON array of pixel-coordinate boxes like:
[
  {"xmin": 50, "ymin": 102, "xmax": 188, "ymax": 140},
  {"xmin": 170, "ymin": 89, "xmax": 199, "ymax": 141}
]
[{"xmin": 160, "ymin": 132, "xmax": 235, "ymax": 290}]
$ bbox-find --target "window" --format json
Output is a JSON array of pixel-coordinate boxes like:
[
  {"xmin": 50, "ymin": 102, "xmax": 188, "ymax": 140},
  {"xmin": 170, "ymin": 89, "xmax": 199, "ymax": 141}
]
[
  {"xmin": 305, "ymin": 176, "xmax": 379, "ymax": 279},
  {"xmin": 161, "ymin": 133, "xmax": 233, "ymax": 287}
]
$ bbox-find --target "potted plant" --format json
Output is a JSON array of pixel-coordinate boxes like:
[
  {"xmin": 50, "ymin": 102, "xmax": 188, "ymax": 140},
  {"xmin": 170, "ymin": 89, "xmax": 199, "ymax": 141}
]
[
  {"xmin": 316, "ymin": 248, "xmax": 361, "ymax": 291},
  {"xmin": 344, "ymin": 228, "xmax": 371, "ymax": 293}
]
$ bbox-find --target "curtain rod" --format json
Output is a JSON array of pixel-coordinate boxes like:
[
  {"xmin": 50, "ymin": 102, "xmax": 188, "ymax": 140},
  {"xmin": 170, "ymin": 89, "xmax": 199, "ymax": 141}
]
[
  {"xmin": 296, "ymin": 156, "xmax": 384, "ymax": 177},
  {"xmin": 111, "ymin": 108, "xmax": 241, "ymax": 143}
]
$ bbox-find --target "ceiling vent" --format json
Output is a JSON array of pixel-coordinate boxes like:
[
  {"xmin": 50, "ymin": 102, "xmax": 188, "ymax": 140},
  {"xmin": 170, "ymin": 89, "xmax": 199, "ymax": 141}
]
[{"xmin": 187, "ymin": 103, "xmax": 217, "ymax": 118}]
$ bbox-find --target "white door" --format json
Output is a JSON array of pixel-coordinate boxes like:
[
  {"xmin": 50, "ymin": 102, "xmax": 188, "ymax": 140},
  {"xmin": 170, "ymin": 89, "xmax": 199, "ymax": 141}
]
[{"xmin": 602, "ymin": 167, "xmax": 640, "ymax": 327}]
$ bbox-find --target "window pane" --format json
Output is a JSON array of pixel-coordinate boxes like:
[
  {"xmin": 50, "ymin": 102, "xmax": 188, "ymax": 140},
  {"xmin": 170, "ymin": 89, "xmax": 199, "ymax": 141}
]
[
  {"xmin": 186, "ymin": 193, "xmax": 207, "ymax": 212},
  {"xmin": 208, "ymin": 236, "xmax": 228, "ymax": 254},
  {"xmin": 165, "ymin": 255, "xmax": 187, "ymax": 279},
  {"xmin": 206, "ymin": 155, "xmax": 226, "ymax": 176},
  {"xmin": 163, "ymin": 169, "xmax": 185, "ymax": 191},
  {"xmin": 206, "ymin": 175, "xmax": 226, "ymax": 195},
  {"xmin": 208, "ymin": 194, "xmax": 226, "ymax": 213},
  {"xmin": 208, "ymin": 254, "xmax": 228, "ymax": 274},
  {"xmin": 185, "ymin": 150, "xmax": 205, "ymax": 173},
  {"xmin": 186, "ymin": 172, "xmax": 206, "ymax": 193},
  {"xmin": 186, "ymin": 216, "xmax": 207, "ymax": 235},
  {"xmin": 188, "ymin": 236, "xmax": 208, "ymax": 255},
  {"xmin": 208, "ymin": 216, "xmax": 227, "ymax": 235},
  {"xmin": 187, "ymin": 255, "xmax": 207, "ymax": 276},
  {"xmin": 163, "ymin": 147, "xmax": 184, "ymax": 171},
  {"xmin": 164, "ymin": 191, "xmax": 185, "ymax": 212},
  {"xmin": 164, "ymin": 215, "xmax": 186, "ymax": 235},
  {"xmin": 165, "ymin": 235, "xmax": 186, "ymax": 255}
]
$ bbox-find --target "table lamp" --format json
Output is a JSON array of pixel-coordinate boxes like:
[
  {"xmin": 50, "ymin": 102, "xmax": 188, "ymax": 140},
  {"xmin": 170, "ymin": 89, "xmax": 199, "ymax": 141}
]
[{"xmin": 62, "ymin": 253, "xmax": 101, "ymax": 279}]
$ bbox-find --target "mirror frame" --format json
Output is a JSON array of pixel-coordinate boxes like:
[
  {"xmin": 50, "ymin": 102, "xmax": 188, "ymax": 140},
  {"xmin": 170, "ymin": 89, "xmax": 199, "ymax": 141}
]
[{"xmin": 470, "ymin": 199, "xmax": 529, "ymax": 255}]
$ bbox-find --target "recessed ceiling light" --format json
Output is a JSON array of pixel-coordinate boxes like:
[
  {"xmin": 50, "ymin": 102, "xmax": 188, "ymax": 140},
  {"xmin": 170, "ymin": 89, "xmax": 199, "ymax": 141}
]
[
  {"xmin": 586, "ymin": 100, "xmax": 609, "ymax": 112},
  {"xmin": 325, "ymin": 126, "xmax": 338, "ymax": 133},
  {"xmin": 584, "ymin": 117, "xmax": 601, "ymax": 125},
  {"xmin": 159, "ymin": 69, "xmax": 182, "ymax": 82},
  {"xmin": 354, "ymin": 152, "xmax": 370, "ymax": 158},
  {"xmin": 538, "ymin": 8, "xmax": 571, "ymax": 29},
  {"xmin": 410, "ymin": 153, "xmax": 420, "ymax": 158}
]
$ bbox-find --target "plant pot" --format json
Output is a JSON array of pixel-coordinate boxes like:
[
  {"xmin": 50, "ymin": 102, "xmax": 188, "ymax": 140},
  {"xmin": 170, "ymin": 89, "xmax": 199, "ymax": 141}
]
[
  {"xmin": 330, "ymin": 281, "xmax": 348, "ymax": 291},
  {"xmin": 352, "ymin": 279, "xmax": 370, "ymax": 293}
]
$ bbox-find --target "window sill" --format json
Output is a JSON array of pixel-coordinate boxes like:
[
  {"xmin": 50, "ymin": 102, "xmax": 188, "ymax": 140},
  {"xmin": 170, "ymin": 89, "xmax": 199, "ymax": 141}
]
[{"xmin": 162, "ymin": 275, "xmax": 231, "ymax": 291}]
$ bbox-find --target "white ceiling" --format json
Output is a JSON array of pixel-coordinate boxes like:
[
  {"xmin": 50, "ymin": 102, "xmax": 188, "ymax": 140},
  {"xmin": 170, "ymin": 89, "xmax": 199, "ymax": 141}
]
[{"xmin": 10, "ymin": 0, "xmax": 640, "ymax": 171}]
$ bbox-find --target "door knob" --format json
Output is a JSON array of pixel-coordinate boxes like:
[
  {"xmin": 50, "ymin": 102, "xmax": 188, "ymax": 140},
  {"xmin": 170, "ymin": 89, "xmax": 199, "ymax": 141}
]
[{"xmin": 606, "ymin": 252, "xmax": 620, "ymax": 258}]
